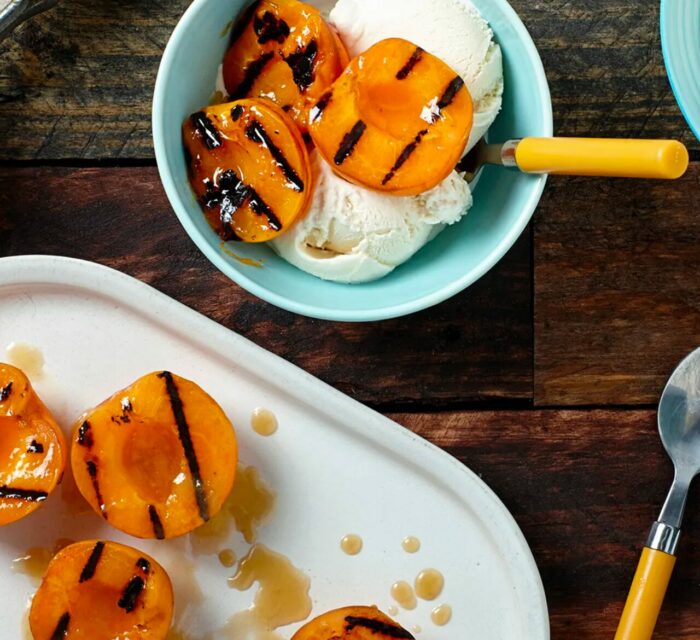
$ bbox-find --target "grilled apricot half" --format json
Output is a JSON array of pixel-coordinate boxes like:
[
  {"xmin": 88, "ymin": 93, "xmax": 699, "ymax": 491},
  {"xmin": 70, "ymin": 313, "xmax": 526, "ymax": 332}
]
[
  {"xmin": 29, "ymin": 540, "xmax": 173, "ymax": 640},
  {"xmin": 70, "ymin": 371, "xmax": 237, "ymax": 539},
  {"xmin": 309, "ymin": 38, "xmax": 474, "ymax": 196},
  {"xmin": 183, "ymin": 99, "xmax": 312, "ymax": 242},
  {"xmin": 223, "ymin": 0, "xmax": 348, "ymax": 133},
  {"xmin": 0, "ymin": 363, "xmax": 66, "ymax": 526},
  {"xmin": 292, "ymin": 606, "xmax": 414, "ymax": 640}
]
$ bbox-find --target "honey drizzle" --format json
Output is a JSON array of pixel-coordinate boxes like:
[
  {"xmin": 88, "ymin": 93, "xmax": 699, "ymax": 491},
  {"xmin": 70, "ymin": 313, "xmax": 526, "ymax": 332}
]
[
  {"xmin": 6, "ymin": 342, "xmax": 44, "ymax": 378},
  {"xmin": 401, "ymin": 536, "xmax": 421, "ymax": 553},
  {"xmin": 390, "ymin": 580, "xmax": 417, "ymax": 610}
]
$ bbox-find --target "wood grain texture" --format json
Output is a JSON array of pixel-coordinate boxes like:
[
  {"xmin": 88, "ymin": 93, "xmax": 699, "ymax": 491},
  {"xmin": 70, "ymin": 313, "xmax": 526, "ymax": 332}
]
[
  {"xmin": 391, "ymin": 409, "xmax": 700, "ymax": 639},
  {"xmin": 0, "ymin": 165, "xmax": 533, "ymax": 406},
  {"xmin": 534, "ymin": 164, "xmax": 700, "ymax": 406},
  {"xmin": 0, "ymin": 0, "xmax": 696, "ymax": 160}
]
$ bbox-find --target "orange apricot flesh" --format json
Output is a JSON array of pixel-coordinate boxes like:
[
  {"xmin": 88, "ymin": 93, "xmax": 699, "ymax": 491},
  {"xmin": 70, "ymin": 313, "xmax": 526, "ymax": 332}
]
[
  {"xmin": 292, "ymin": 605, "xmax": 415, "ymax": 640},
  {"xmin": 308, "ymin": 38, "xmax": 474, "ymax": 196},
  {"xmin": 183, "ymin": 99, "xmax": 312, "ymax": 242},
  {"xmin": 70, "ymin": 371, "xmax": 237, "ymax": 539},
  {"xmin": 0, "ymin": 363, "xmax": 66, "ymax": 526},
  {"xmin": 222, "ymin": 0, "xmax": 348, "ymax": 133},
  {"xmin": 29, "ymin": 540, "xmax": 173, "ymax": 640}
]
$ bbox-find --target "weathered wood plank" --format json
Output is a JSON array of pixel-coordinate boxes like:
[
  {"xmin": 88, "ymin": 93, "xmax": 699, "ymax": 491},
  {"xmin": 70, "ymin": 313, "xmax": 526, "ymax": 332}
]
[
  {"xmin": 0, "ymin": 0, "xmax": 695, "ymax": 160},
  {"xmin": 534, "ymin": 163, "xmax": 700, "ymax": 406},
  {"xmin": 0, "ymin": 166, "xmax": 533, "ymax": 405},
  {"xmin": 392, "ymin": 409, "xmax": 700, "ymax": 639},
  {"xmin": 508, "ymin": 0, "xmax": 697, "ymax": 146}
]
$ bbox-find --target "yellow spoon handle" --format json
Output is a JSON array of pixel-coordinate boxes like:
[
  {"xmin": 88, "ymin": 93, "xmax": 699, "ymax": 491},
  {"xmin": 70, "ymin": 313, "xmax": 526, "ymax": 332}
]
[
  {"xmin": 614, "ymin": 546, "xmax": 676, "ymax": 640},
  {"xmin": 513, "ymin": 137, "xmax": 689, "ymax": 179}
]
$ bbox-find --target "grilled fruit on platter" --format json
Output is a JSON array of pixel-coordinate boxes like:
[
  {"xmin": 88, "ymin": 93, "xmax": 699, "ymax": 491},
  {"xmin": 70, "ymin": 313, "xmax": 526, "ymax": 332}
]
[
  {"xmin": 292, "ymin": 605, "xmax": 415, "ymax": 640},
  {"xmin": 29, "ymin": 540, "xmax": 173, "ymax": 639},
  {"xmin": 70, "ymin": 371, "xmax": 237, "ymax": 539},
  {"xmin": 184, "ymin": 99, "xmax": 312, "ymax": 242},
  {"xmin": 0, "ymin": 363, "xmax": 66, "ymax": 525},
  {"xmin": 309, "ymin": 38, "xmax": 473, "ymax": 196}
]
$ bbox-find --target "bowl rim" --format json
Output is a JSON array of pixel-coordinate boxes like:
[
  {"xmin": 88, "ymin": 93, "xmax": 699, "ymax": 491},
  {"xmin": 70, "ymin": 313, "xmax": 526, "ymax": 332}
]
[
  {"xmin": 153, "ymin": 0, "xmax": 553, "ymax": 322},
  {"xmin": 660, "ymin": 0, "xmax": 700, "ymax": 141}
]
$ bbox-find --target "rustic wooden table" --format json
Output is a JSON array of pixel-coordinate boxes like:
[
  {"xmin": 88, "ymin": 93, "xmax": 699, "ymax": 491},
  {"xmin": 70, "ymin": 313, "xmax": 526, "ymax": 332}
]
[{"xmin": 1, "ymin": 0, "xmax": 699, "ymax": 637}]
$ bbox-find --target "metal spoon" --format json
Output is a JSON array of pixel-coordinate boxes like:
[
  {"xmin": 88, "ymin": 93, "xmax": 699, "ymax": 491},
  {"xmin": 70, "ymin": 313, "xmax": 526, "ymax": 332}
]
[
  {"xmin": 615, "ymin": 346, "xmax": 700, "ymax": 640},
  {"xmin": 0, "ymin": 0, "xmax": 57, "ymax": 42}
]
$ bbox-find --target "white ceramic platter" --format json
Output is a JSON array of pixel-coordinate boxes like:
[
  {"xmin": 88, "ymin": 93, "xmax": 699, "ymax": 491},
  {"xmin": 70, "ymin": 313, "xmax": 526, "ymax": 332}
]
[{"xmin": 0, "ymin": 255, "xmax": 548, "ymax": 639}]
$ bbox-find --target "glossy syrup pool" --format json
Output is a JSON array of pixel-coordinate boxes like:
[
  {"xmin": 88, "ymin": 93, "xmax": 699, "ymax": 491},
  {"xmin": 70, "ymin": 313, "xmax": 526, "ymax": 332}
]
[
  {"xmin": 226, "ymin": 544, "xmax": 312, "ymax": 637},
  {"xmin": 5, "ymin": 342, "xmax": 44, "ymax": 378},
  {"xmin": 191, "ymin": 464, "xmax": 276, "ymax": 553},
  {"xmin": 250, "ymin": 408, "xmax": 278, "ymax": 436},
  {"xmin": 340, "ymin": 534, "xmax": 363, "ymax": 555},
  {"xmin": 218, "ymin": 548, "xmax": 237, "ymax": 568},
  {"xmin": 12, "ymin": 539, "xmax": 74, "ymax": 583}
]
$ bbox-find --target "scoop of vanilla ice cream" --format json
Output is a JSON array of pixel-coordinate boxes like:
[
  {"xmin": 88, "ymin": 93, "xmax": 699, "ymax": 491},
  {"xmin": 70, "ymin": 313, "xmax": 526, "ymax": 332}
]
[
  {"xmin": 329, "ymin": 0, "xmax": 503, "ymax": 152},
  {"xmin": 271, "ymin": 153, "xmax": 472, "ymax": 283}
]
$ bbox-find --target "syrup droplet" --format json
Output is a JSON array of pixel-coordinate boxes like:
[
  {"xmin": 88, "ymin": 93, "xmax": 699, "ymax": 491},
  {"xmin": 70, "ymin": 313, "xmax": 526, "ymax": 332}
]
[
  {"xmin": 340, "ymin": 534, "xmax": 363, "ymax": 555},
  {"xmin": 431, "ymin": 604, "xmax": 452, "ymax": 626},
  {"xmin": 387, "ymin": 605, "xmax": 399, "ymax": 616},
  {"xmin": 251, "ymin": 408, "xmax": 278, "ymax": 436},
  {"xmin": 390, "ymin": 580, "xmax": 417, "ymax": 610},
  {"xmin": 227, "ymin": 544, "xmax": 312, "ymax": 632},
  {"xmin": 219, "ymin": 548, "xmax": 237, "ymax": 568},
  {"xmin": 6, "ymin": 342, "xmax": 44, "ymax": 378},
  {"xmin": 411, "ymin": 625, "xmax": 422, "ymax": 634},
  {"xmin": 402, "ymin": 536, "xmax": 421, "ymax": 553},
  {"xmin": 415, "ymin": 568, "xmax": 444, "ymax": 601}
]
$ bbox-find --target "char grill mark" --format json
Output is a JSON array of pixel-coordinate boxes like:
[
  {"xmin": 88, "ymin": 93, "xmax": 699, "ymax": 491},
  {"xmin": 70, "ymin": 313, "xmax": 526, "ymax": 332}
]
[
  {"xmin": 148, "ymin": 504, "xmax": 165, "ymax": 540},
  {"xmin": 284, "ymin": 39, "xmax": 318, "ymax": 92},
  {"xmin": 86, "ymin": 460, "xmax": 107, "ymax": 518},
  {"xmin": 232, "ymin": 51, "xmax": 275, "ymax": 99},
  {"xmin": 50, "ymin": 612, "xmax": 70, "ymax": 640},
  {"xmin": 344, "ymin": 616, "xmax": 415, "ymax": 639},
  {"xmin": 245, "ymin": 119, "xmax": 305, "ymax": 191},
  {"xmin": 382, "ymin": 129, "xmax": 429, "ymax": 185},
  {"xmin": 433, "ymin": 75, "xmax": 465, "ymax": 121},
  {"xmin": 79, "ymin": 541, "xmax": 105, "ymax": 583},
  {"xmin": 203, "ymin": 171, "xmax": 248, "ymax": 241},
  {"xmin": 0, "ymin": 382, "xmax": 12, "ymax": 401},
  {"xmin": 117, "ymin": 576, "xmax": 146, "ymax": 613},
  {"xmin": 137, "ymin": 557, "xmax": 151, "ymax": 574},
  {"xmin": 396, "ymin": 47, "xmax": 424, "ymax": 80},
  {"xmin": 203, "ymin": 170, "xmax": 283, "ymax": 236},
  {"xmin": 77, "ymin": 420, "xmax": 94, "ymax": 448},
  {"xmin": 310, "ymin": 91, "xmax": 332, "ymax": 123},
  {"xmin": 191, "ymin": 112, "xmax": 222, "ymax": 150},
  {"xmin": 247, "ymin": 186, "xmax": 283, "ymax": 231},
  {"xmin": 231, "ymin": 105, "xmax": 244, "ymax": 121},
  {"xmin": 254, "ymin": 10, "xmax": 290, "ymax": 44},
  {"xmin": 334, "ymin": 120, "xmax": 367, "ymax": 165},
  {"xmin": 0, "ymin": 485, "xmax": 47, "ymax": 501},
  {"xmin": 27, "ymin": 439, "xmax": 44, "ymax": 453},
  {"xmin": 158, "ymin": 371, "xmax": 209, "ymax": 522}
]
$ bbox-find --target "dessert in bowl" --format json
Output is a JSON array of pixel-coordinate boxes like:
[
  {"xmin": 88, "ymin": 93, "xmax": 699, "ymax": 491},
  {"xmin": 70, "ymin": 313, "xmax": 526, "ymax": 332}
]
[{"xmin": 153, "ymin": 0, "xmax": 552, "ymax": 321}]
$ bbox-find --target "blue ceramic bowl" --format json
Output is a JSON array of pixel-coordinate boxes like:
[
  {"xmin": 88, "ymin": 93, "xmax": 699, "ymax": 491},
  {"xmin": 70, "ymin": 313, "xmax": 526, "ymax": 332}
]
[
  {"xmin": 660, "ymin": 0, "xmax": 700, "ymax": 141},
  {"xmin": 153, "ymin": 0, "xmax": 552, "ymax": 321}
]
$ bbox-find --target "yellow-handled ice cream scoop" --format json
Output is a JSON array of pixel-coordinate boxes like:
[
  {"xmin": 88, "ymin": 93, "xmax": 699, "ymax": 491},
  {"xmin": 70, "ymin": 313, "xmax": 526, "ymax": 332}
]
[
  {"xmin": 615, "ymin": 347, "xmax": 700, "ymax": 640},
  {"xmin": 461, "ymin": 137, "xmax": 689, "ymax": 180}
]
